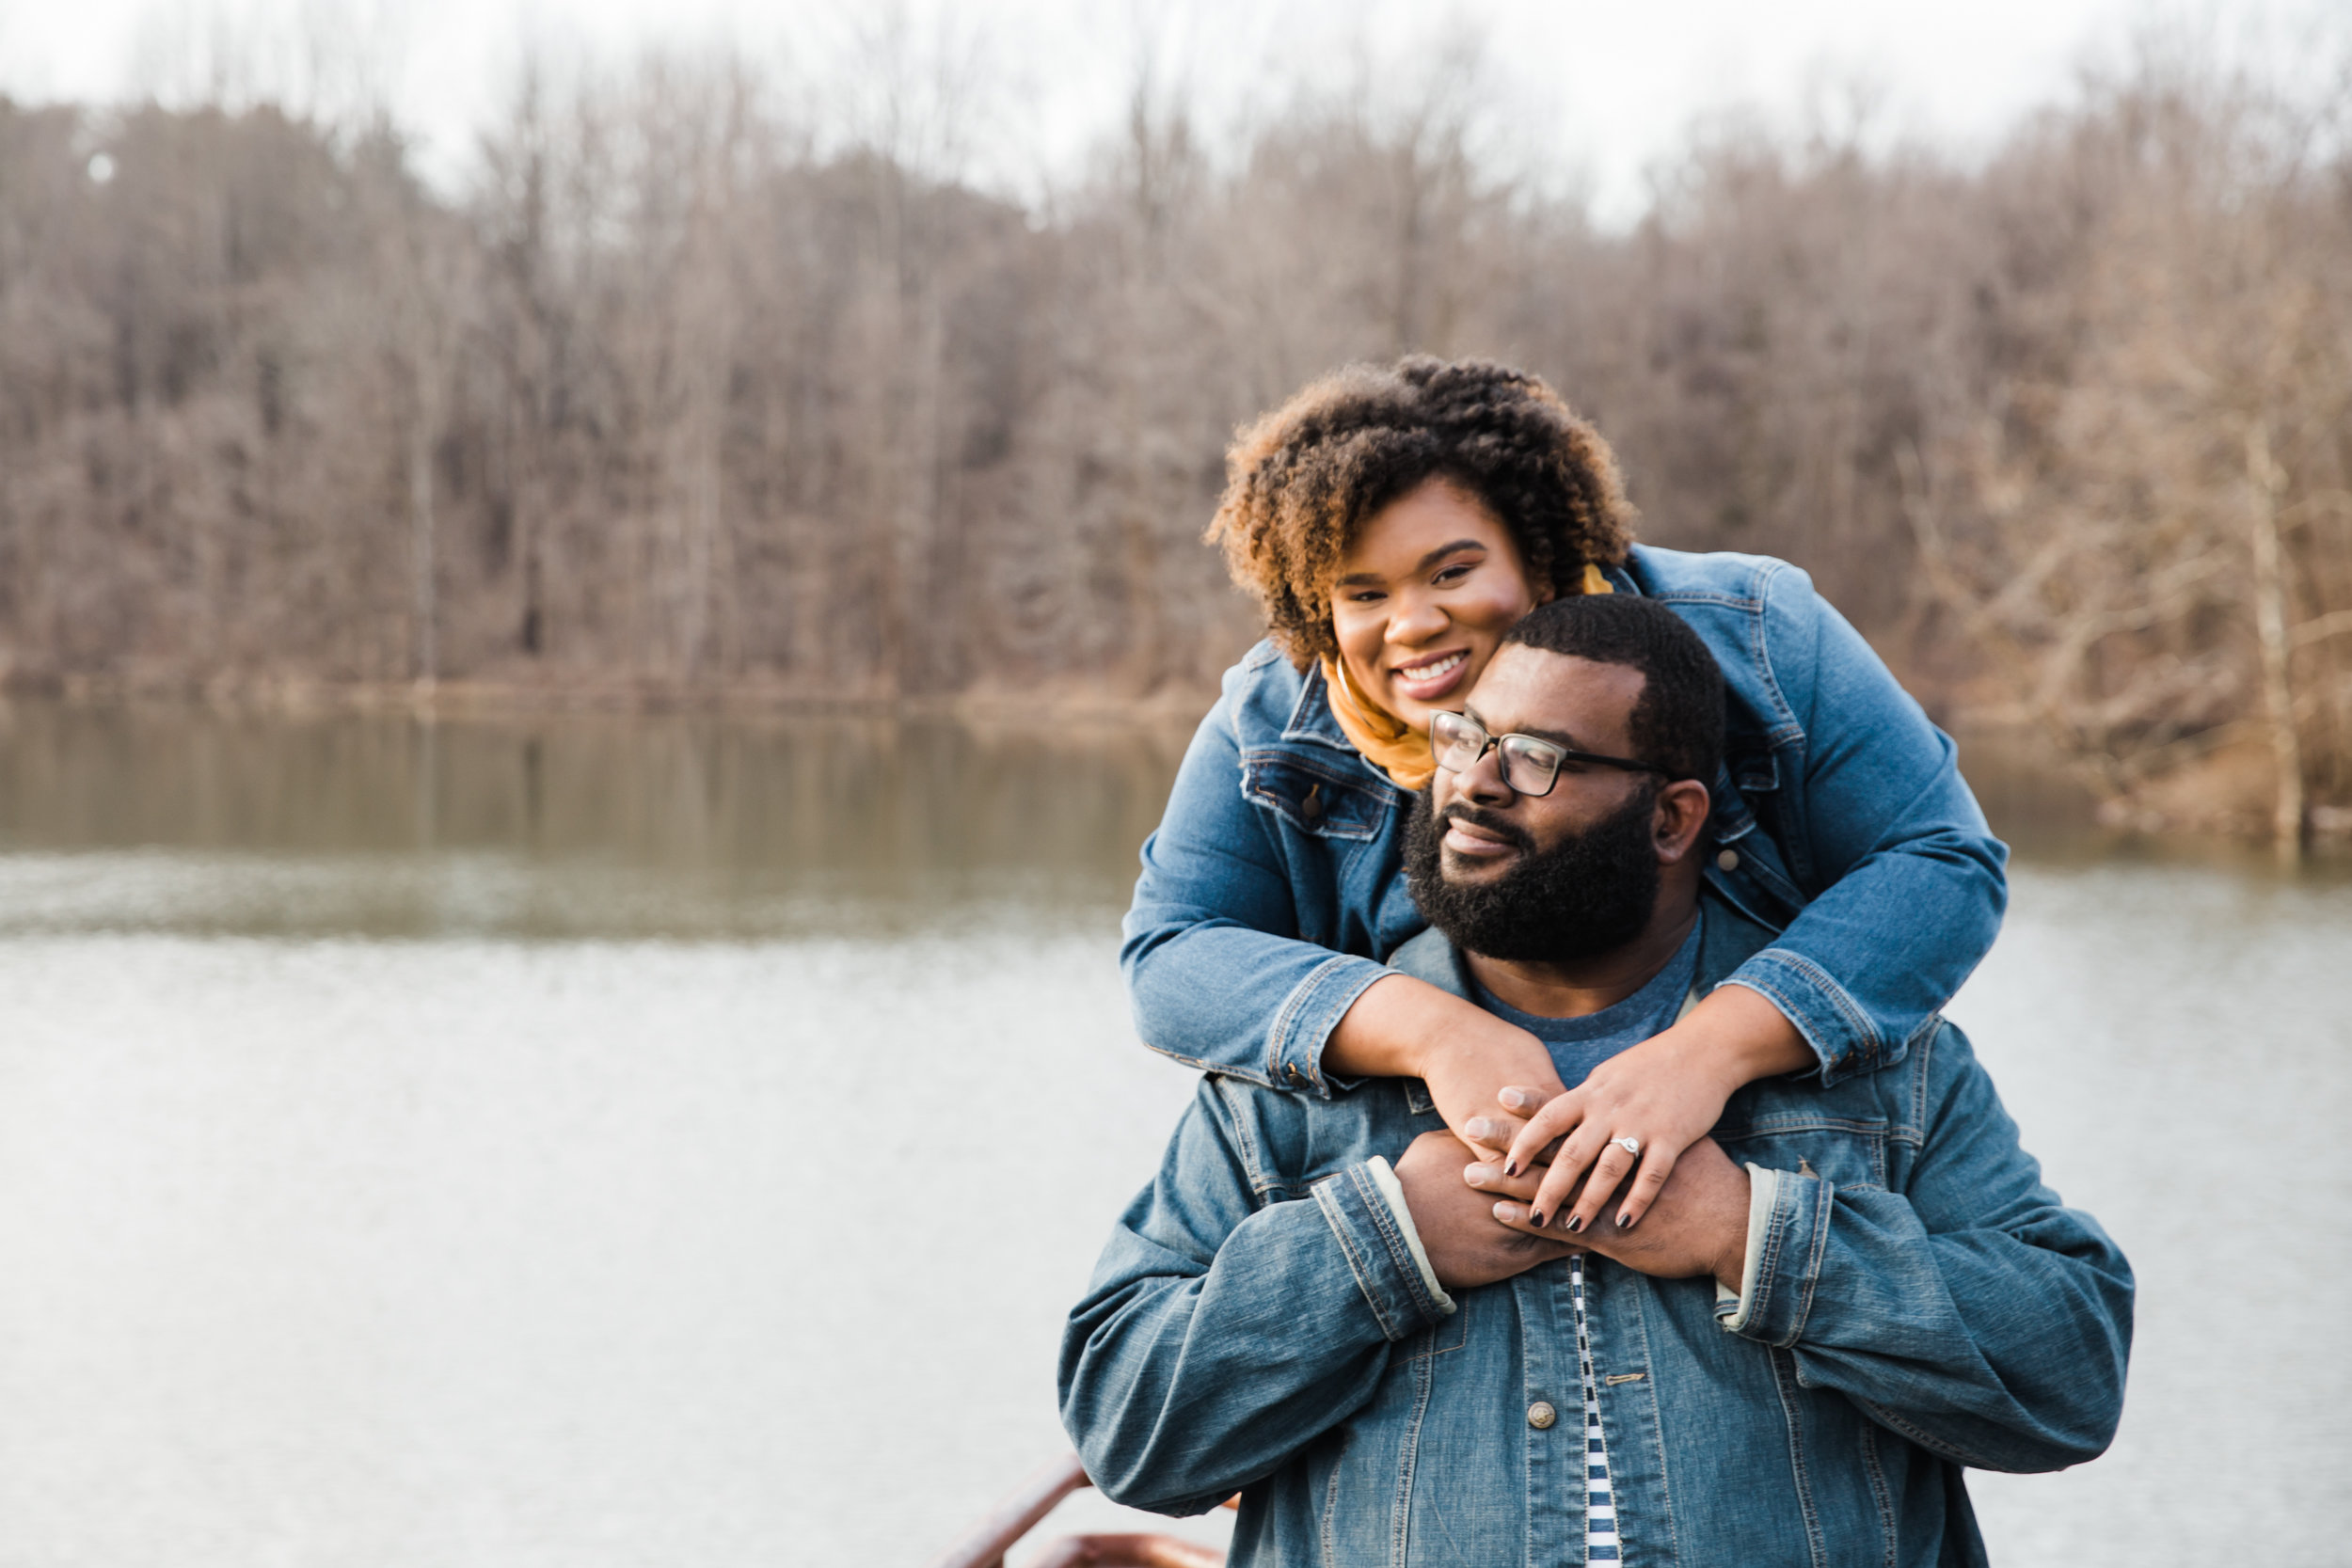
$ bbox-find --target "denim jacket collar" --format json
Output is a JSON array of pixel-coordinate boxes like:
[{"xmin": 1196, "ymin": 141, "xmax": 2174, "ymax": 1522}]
[{"xmin": 1275, "ymin": 657, "xmax": 1365, "ymax": 754}]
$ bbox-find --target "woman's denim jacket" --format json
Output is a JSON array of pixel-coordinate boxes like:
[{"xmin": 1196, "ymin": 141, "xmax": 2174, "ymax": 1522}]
[
  {"xmin": 1120, "ymin": 546, "xmax": 2010, "ymax": 1089},
  {"xmin": 1062, "ymin": 898, "xmax": 2134, "ymax": 1567}
]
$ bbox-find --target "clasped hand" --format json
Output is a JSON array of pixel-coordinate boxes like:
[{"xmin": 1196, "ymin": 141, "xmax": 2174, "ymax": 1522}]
[
  {"xmin": 1442, "ymin": 986, "xmax": 1808, "ymax": 1233},
  {"xmin": 1338, "ymin": 971, "xmax": 1807, "ymax": 1234},
  {"xmin": 1393, "ymin": 1129, "xmax": 1750, "ymax": 1293},
  {"xmin": 1429, "ymin": 1019, "xmax": 1748, "ymax": 1233}
]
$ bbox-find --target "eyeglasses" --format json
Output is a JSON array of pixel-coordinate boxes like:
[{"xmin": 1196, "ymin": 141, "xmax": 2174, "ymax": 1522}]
[{"xmin": 1428, "ymin": 709, "xmax": 1668, "ymax": 798}]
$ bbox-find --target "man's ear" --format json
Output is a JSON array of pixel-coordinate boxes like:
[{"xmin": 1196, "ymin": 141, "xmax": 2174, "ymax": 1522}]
[{"xmin": 1651, "ymin": 779, "xmax": 1713, "ymax": 863}]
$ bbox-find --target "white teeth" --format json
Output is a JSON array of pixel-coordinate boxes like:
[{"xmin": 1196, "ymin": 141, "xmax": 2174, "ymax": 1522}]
[{"xmin": 1399, "ymin": 652, "xmax": 1465, "ymax": 683}]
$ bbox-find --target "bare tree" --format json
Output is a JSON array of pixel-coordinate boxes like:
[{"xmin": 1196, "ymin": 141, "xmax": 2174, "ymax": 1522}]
[{"xmin": 1, "ymin": 14, "xmax": 2347, "ymax": 837}]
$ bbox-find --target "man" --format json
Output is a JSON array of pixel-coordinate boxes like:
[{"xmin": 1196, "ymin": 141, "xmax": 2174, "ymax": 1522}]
[{"xmin": 1060, "ymin": 595, "xmax": 2132, "ymax": 1567}]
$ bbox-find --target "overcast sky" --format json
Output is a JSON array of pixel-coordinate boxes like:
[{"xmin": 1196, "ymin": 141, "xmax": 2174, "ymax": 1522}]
[{"xmin": 0, "ymin": 0, "xmax": 2324, "ymax": 220}]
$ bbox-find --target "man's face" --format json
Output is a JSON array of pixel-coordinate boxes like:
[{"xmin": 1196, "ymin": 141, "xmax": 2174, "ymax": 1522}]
[{"xmin": 1404, "ymin": 644, "xmax": 1665, "ymax": 962}]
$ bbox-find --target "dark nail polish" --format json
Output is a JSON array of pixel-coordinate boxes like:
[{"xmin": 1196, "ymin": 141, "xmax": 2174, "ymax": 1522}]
[
  {"xmin": 1529, "ymin": 1211, "xmax": 1547, "ymax": 1229},
  {"xmin": 1502, "ymin": 1160, "xmax": 1519, "ymax": 1178},
  {"xmin": 1565, "ymin": 1214, "xmax": 1584, "ymax": 1233},
  {"xmin": 1616, "ymin": 1211, "xmax": 1636, "ymax": 1230}
]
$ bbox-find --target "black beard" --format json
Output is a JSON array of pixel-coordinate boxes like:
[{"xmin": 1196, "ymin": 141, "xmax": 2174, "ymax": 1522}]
[{"xmin": 1403, "ymin": 784, "xmax": 1662, "ymax": 964}]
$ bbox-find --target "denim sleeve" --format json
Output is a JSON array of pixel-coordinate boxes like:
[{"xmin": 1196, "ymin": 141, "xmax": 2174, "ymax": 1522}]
[
  {"xmin": 1119, "ymin": 682, "xmax": 1390, "ymax": 1095},
  {"xmin": 1718, "ymin": 564, "xmax": 2010, "ymax": 1084},
  {"xmin": 1058, "ymin": 1084, "xmax": 1453, "ymax": 1514},
  {"xmin": 1721, "ymin": 1026, "xmax": 2134, "ymax": 1472}
]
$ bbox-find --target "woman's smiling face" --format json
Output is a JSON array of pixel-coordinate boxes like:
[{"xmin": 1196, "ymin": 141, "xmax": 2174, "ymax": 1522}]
[{"xmin": 1329, "ymin": 477, "xmax": 1548, "ymax": 734}]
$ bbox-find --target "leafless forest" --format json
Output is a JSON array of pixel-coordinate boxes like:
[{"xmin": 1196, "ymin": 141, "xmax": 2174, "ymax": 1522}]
[{"xmin": 2, "ymin": 24, "xmax": 2349, "ymax": 840}]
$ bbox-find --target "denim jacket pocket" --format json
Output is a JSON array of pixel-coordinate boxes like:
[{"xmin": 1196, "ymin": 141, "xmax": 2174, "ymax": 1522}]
[{"xmin": 1242, "ymin": 752, "xmax": 1393, "ymax": 842}]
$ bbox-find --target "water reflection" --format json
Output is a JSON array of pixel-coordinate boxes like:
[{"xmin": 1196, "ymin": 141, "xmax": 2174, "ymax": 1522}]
[
  {"xmin": 0, "ymin": 698, "xmax": 2345, "ymax": 1567},
  {"xmin": 0, "ymin": 701, "xmax": 1192, "ymax": 937}
]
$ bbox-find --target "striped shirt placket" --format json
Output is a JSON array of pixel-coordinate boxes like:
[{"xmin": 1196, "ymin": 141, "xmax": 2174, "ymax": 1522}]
[{"xmin": 1570, "ymin": 1255, "xmax": 1620, "ymax": 1563}]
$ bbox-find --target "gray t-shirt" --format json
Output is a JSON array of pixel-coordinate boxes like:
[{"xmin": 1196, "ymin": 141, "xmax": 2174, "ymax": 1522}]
[{"xmin": 1467, "ymin": 917, "xmax": 1703, "ymax": 1090}]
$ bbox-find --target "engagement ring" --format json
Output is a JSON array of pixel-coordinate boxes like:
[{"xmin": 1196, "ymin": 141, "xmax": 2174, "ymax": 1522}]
[{"xmin": 1613, "ymin": 1135, "xmax": 1643, "ymax": 1158}]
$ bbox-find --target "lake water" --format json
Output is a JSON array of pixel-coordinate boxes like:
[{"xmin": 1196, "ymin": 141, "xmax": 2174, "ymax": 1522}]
[{"xmin": 0, "ymin": 700, "xmax": 2344, "ymax": 1567}]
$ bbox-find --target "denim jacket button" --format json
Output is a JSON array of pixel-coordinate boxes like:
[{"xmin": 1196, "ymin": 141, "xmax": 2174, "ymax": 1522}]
[
  {"xmin": 1526, "ymin": 1402, "xmax": 1557, "ymax": 1430},
  {"xmin": 1716, "ymin": 848, "xmax": 1740, "ymax": 872}
]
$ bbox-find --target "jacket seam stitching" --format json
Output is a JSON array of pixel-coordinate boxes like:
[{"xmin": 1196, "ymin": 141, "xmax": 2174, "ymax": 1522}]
[
  {"xmin": 1511, "ymin": 1273, "xmax": 1543, "ymax": 1568},
  {"xmin": 1391, "ymin": 1339, "xmax": 1433, "ymax": 1568},
  {"xmin": 1629, "ymin": 1281, "xmax": 1684, "ymax": 1568},
  {"xmin": 1754, "ymin": 947, "xmax": 1885, "ymax": 1061},
  {"xmin": 1349, "ymin": 1165, "xmax": 1442, "ymax": 1324},
  {"xmin": 1264, "ymin": 956, "xmax": 1354, "ymax": 1085},
  {"xmin": 1278, "ymin": 662, "xmax": 1367, "ymax": 753},
  {"xmin": 1239, "ymin": 781, "xmax": 1384, "ymax": 840},
  {"xmin": 1212, "ymin": 1077, "xmax": 1273, "ymax": 1197},
  {"xmin": 1748, "ymin": 558, "xmax": 1806, "ymax": 741},
  {"xmin": 1720, "ymin": 972, "xmax": 1845, "ymax": 1077},
  {"xmin": 1240, "ymin": 746, "xmax": 1406, "ymax": 799},
  {"xmin": 1849, "ymin": 1394, "xmax": 1998, "ymax": 1468},
  {"xmin": 1718, "ymin": 1117, "xmax": 1891, "ymax": 1138},
  {"xmin": 1321, "ymin": 1445, "xmax": 1343, "ymax": 1568},
  {"xmin": 1911, "ymin": 1025, "xmax": 1937, "ymax": 1136},
  {"xmin": 1771, "ymin": 1349, "xmax": 1832, "ymax": 1568},
  {"xmin": 1166, "ymin": 1041, "xmax": 1268, "ymax": 1087},
  {"xmin": 1786, "ymin": 1175, "xmax": 1836, "ymax": 1343},
  {"xmin": 1858, "ymin": 1420, "xmax": 1900, "ymax": 1568},
  {"xmin": 1641, "ymin": 589, "xmax": 1766, "ymax": 610},
  {"xmin": 1747, "ymin": 1174, "xmax": 1796, "ymax": 1341},
  {"xmin": 1314, "ymin": 1178, "xmax": 1401, "ymax": 1341}
]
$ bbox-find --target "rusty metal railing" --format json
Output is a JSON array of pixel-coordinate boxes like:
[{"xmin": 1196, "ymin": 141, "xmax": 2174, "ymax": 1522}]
[{"xmin": 925, "ymin": 1451, "xmax": 1226, "ymax": 1568}]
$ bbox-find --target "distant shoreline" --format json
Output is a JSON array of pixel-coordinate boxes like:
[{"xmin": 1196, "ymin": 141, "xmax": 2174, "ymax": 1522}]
[
  {"xmin": 0, "ymin": 669, "xmax": 1218, "ymax": 730},
  {"xmin": 9, "ymin": 673, "xmax": 2350, "ymax": 849}
]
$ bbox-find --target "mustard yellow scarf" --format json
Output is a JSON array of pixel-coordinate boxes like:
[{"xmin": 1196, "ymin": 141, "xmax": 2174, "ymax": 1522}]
[{"xmin": 1323, "ymin": 563, "xmax": 1613, "ymax": 790}]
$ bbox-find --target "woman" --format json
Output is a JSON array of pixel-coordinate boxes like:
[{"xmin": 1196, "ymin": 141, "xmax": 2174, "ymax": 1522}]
[{"xmin": 1122, "ymin": 356, "xmax": 2005, "ymax": 1233}]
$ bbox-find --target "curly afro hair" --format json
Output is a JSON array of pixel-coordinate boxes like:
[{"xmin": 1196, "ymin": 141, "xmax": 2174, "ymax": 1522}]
[{"xmin": 1205, "ymin": 356, "xmax": 1638, "ymax": 669}]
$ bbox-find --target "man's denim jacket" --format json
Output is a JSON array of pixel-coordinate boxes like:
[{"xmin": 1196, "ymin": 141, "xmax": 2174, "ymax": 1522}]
[
  {"xmin": 1061, "ymin": 900, "xmax": 2134, "ymax": 1568},
  {"xmin": 1120, "ymin": 546, "xmax": 2010, "ymax": 1089}
]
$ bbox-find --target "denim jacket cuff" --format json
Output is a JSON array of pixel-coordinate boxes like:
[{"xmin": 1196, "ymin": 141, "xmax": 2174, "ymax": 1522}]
[
  {"xmin": 1714, "ymin": 1164, "xmax": 1783, "ymax": 1329},
  {"xmin": 1362, "ymin": 1156, "xmax": 1456, "ymax": 1317},
  {"xmin": 1717, "ymin": 1166, "xmax": 1835, "ymax": 1348},
  {"xmin": 1267, "ymin": 953, "xmax": 1391, "ymax": 1097},
  {"xmin": 1717, "ymin": 948, "xmax": 1885, "ymax": 1087},
  {"xmin": 1312, "ymin": 1160, "xmax": 1457, "ymax": 1341}
]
